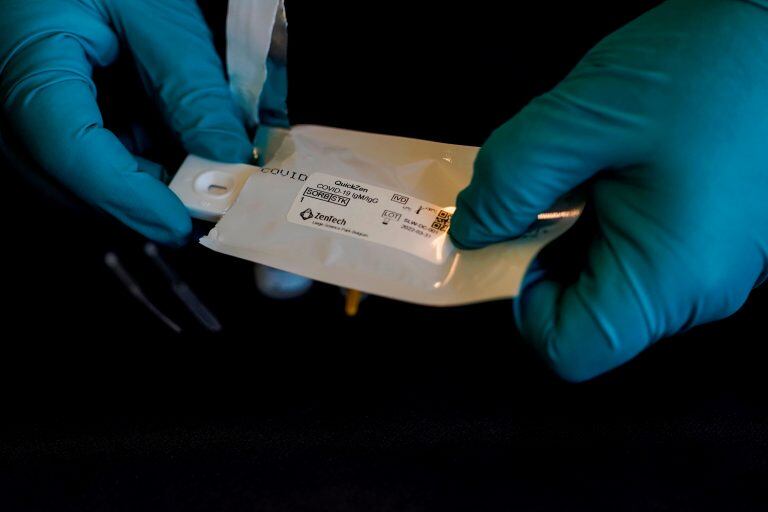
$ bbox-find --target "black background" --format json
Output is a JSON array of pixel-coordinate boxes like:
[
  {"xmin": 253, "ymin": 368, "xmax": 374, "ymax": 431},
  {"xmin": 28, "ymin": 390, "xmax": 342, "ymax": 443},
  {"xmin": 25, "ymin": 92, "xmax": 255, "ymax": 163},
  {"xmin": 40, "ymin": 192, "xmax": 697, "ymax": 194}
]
[{"xmin": 1, "ymin": 1, "xmax": 767, "ymax": 510}]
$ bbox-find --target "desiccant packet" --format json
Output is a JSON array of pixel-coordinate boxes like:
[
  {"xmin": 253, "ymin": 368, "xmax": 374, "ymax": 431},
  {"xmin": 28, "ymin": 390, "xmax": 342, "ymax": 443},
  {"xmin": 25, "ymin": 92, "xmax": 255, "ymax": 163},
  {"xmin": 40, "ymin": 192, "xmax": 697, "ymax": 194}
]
[{"xmin": 196, "ymin": 124, "xmax": 582, "ymax": 306}]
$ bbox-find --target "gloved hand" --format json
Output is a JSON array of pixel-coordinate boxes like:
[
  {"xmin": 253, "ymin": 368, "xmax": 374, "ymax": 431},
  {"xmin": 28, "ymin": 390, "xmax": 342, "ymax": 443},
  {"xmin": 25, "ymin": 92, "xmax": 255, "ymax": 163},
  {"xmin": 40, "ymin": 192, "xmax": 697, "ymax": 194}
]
[
  {"xmin": 450, "ymin": 0, "xmax": 768, "ymax": 381},
  {"xmin": 0, "ymin": 0, "xmax": 252, "ymax": 245}
]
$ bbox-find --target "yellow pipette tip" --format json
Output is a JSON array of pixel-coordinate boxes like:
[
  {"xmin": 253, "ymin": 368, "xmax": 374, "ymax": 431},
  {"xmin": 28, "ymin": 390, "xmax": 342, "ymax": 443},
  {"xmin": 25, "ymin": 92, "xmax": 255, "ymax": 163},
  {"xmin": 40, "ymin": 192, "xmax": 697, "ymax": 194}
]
[{"xmin": 345, "ymin": 289, "xmax": 362, "ymax": 317}]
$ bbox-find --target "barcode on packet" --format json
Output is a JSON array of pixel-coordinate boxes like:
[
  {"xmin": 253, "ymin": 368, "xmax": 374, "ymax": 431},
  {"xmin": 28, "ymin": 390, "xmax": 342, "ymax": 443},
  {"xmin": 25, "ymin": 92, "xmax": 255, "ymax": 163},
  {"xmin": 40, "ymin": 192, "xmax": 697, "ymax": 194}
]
[{"xmin": 431, "ymin": 210, "xmax": 452, "ymax": 232}]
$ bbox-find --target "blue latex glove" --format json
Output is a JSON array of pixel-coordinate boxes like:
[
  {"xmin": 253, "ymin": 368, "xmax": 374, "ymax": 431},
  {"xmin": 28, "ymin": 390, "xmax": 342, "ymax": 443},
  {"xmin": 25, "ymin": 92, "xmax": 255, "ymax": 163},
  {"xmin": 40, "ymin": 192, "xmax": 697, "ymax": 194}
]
[
  {"xmin": 0, "ymin": 0, "xmax": 252, "ymax": 244},
  {"xmin": 450, "ymin": 0, "xmax": 768, "ymax": 381}
]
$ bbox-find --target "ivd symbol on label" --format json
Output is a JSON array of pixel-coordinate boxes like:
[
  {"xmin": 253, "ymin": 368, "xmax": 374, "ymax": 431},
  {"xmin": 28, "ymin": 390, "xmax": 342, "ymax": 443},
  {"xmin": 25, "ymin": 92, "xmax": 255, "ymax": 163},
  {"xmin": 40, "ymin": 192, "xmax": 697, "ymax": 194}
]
[
  {"xmin": 300, "ymin": 208, "xmax": 314, "ymax": 220},
  {"xmin": 391, "ymin": 194, "xmax": 409, "ymax": 205}
]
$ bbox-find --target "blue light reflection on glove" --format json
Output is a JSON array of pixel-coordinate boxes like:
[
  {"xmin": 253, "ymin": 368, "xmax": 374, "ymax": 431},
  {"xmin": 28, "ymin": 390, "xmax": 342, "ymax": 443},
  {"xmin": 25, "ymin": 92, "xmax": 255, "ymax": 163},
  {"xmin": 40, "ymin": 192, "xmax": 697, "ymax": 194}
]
[
  {"xmin": 450, "ymin": 0, "xmax": 768, "ymax": 381},
  {"xmin": 0, "ymin": 0, "xmax": 253, "ymax": 245}
]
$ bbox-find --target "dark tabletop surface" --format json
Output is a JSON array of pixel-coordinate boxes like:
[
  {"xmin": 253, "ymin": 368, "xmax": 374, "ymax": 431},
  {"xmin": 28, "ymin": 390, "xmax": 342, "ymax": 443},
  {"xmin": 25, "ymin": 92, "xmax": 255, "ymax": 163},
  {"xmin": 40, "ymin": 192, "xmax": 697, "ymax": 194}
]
[{"xmin": 1, "ymin": 2, "xmax": 766, "ymax": 510}]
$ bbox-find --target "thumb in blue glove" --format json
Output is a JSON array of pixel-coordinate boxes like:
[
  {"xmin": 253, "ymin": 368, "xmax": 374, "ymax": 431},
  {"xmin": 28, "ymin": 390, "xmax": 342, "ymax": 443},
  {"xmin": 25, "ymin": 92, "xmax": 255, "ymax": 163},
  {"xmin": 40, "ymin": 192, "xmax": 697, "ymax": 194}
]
[
  {"xmin": 450, "ymin": 0, "xmax": 768, "ymax": 381},
  {"xmin": 0, "ymin": 0, "xmax": 253, "ymax": 245}
]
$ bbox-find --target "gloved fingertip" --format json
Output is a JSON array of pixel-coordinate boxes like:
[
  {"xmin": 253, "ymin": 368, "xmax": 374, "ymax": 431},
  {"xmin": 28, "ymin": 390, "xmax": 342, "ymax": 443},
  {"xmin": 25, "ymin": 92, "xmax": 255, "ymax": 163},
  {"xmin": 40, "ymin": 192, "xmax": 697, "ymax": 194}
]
[
  {"xmin": 126, "ymin": 207, "xmax": 192, "ymax": 248},
  {"xmin": 448, "ymin": 229, "xmax": 483, "ymax": 250},
  {"xmin": 156, "ymin": 195, "xmax": 194, "ymax": 246},
  {"xmin": 108, "ymin": 172, "xmax": 194, "ymax": 248},
  {"xmin": 448, "ymin": 206, "xmax": 491, "ymax": 250},
  {"xmin": 451, "ymin": 188, "xmax": 537, "ymax": 250},
  {"xmin": 156, "ymin": 214, "xmax": 193, "ymax": 247},
  {"xmin": 134, "ymin": 156, "xmax": 169, "ymax": 182}
]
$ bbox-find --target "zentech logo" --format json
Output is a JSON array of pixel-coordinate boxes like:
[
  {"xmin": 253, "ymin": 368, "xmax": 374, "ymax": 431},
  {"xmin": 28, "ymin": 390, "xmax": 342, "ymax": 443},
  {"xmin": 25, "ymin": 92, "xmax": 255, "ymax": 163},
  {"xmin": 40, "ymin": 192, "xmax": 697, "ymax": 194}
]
[
  {"xmin": 299, "ymin": 208, "xmax": 347, "ymax": 226},
  {"xmin": 315, "ymin": 212, "xmax": 347, "ymax": 226}
]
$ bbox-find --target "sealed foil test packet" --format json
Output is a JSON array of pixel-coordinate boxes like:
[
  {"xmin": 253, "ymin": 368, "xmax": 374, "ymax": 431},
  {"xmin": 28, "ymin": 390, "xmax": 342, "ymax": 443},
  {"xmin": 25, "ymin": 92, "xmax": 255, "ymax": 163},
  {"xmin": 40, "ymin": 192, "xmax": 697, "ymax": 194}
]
[
  {"xmin": 179, "ymin": 125, "xmax": 582, "ymax": 306},
  {"xmin": 171, "ymin": 0, "xmax": 582, "ymax": 306}
]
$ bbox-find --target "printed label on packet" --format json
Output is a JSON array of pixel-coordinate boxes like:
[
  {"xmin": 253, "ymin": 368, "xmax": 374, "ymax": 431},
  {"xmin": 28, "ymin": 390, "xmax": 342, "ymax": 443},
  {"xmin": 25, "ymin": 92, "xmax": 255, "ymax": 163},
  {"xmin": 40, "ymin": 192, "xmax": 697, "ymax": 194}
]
[{"xmin": 286, "ymin": 173, "xmax": 455, "ymax": 264}]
